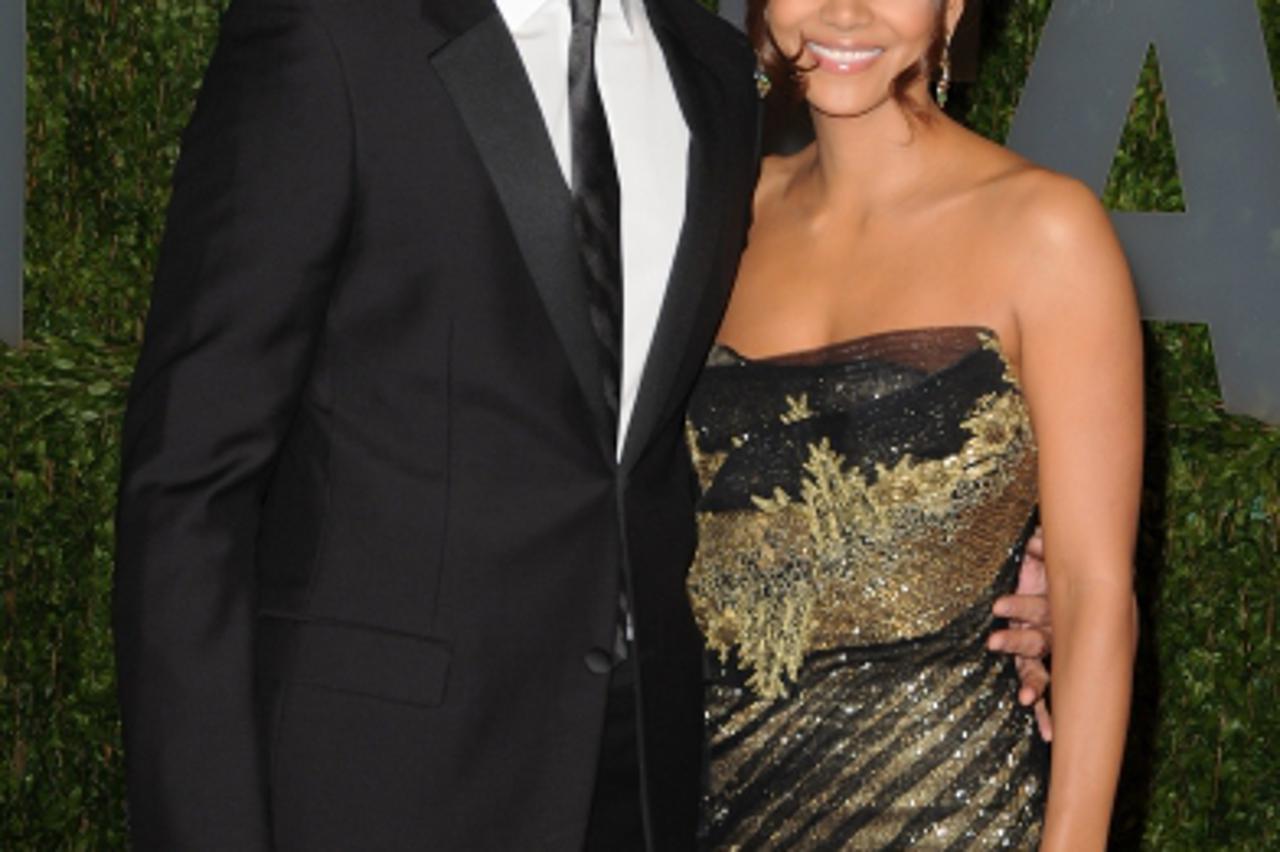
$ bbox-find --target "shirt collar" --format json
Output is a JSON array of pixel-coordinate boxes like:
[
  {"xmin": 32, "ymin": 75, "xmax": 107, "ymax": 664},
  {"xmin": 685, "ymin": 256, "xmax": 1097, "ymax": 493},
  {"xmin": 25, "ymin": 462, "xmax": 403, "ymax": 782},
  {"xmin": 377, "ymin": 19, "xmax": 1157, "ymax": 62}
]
[{"xmin": 495, "ymin": 0, "xmax": 640, "ymax": 35}]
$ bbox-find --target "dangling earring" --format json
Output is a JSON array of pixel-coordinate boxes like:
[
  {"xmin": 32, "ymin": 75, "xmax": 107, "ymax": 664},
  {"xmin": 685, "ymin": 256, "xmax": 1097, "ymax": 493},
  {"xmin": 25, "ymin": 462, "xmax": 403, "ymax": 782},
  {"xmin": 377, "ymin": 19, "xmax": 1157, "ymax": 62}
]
[
  {"xmin": 936, "ymin": 34, "xmax": 953, "ymax": 109},
  {"xmin": 754, "ymin": 59, "xmax": 773, "ymax": 100}
]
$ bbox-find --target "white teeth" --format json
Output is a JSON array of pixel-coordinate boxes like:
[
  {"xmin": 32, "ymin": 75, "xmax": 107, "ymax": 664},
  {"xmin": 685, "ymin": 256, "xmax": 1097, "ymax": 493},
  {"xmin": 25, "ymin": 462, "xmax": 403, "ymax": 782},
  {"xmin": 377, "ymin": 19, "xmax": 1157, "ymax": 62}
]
[{"xmin": 807, "ymin": 43, "xmax": 883, "ymax": 65}]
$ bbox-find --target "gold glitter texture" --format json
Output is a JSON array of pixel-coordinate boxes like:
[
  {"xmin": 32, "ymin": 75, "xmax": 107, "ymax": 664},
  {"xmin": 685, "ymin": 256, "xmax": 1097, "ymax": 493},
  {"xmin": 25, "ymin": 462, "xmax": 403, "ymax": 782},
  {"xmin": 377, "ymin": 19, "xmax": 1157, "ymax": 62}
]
[
  {"xmin": 687, "ymin": 328, "xmax": 1046, "ymax": 851},
  {"xmin": 688, "ymin": 378, "xmax": 1036, "ymax": 700}
]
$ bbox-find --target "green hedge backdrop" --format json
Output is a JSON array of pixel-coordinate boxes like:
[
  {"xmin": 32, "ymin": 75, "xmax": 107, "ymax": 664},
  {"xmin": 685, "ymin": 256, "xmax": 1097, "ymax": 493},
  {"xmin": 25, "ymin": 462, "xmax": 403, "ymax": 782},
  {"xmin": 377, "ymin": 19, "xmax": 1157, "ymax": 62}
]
[{"xmin": 2, "ymin": 0, "xmax": 1277, "ymax": 848}]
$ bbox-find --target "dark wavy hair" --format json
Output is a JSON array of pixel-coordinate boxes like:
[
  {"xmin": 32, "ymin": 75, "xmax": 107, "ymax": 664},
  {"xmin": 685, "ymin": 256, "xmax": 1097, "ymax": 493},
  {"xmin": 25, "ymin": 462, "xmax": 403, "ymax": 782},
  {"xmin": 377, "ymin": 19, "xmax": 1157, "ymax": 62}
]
[{"xmin": 747, "ymin": 0, "xmax": 949, "ymax": 121}]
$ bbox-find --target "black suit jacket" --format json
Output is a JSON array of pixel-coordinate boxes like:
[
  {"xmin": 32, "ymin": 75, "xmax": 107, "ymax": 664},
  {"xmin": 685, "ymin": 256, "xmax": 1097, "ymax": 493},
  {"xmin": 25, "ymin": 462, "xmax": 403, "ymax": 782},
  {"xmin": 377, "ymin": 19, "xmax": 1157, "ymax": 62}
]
[{"xmin": 113, "ymin": 0, "xmax": 759, "ymax": 849}]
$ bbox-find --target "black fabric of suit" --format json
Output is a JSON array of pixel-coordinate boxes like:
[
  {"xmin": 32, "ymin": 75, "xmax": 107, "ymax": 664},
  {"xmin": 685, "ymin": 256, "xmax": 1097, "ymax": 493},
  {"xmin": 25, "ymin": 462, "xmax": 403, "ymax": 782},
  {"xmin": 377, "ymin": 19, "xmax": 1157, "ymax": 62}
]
[
  {"xmin": 583, "ymin": 658, "xmax": 646, "ymax": 851},
  {"xmin": 112, "ymin": 0, "xmax": 759, "ymax": 850}
]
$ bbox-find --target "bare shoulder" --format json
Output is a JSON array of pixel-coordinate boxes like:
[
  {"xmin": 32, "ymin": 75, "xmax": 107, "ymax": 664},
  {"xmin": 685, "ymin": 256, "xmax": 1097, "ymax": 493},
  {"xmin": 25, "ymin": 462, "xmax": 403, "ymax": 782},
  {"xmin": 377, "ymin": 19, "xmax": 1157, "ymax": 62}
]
[
  {"xmin": 943, "ymin": 124, "xmax": 1106, "ymax": 235},
  {"xmin": 980, "ymin": 166, "xmax": 1130, "ymax": 303},
  {"xmin": 938, "ymin": 128, "xmax": 1115, "ymax": 255},
  {"xmin": 934, "ymin": 126, "xmax": 1131, "ymax": 306},
  {"xmin": 982, "ymin": 170, "xmax": 1140, "ymax": 357},
  {"xmin": 1001, "ymin": 169, "xmax": 1116, "ymax": 254}
]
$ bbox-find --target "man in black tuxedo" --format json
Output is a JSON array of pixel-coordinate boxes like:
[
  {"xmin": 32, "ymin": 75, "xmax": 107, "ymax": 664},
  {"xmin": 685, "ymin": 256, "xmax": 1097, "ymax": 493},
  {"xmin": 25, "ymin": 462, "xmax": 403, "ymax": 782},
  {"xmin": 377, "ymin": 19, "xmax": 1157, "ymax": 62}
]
[{"xmin": 114, "ymin": 0, "xmax": 1052, "ymax": 849}]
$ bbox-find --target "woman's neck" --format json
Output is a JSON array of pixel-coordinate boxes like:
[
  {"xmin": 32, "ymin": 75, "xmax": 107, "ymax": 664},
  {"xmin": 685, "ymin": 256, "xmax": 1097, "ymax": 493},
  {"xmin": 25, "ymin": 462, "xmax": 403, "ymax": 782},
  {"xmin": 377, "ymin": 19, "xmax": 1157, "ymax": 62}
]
[{"xmin": 799, "ymin": 87, "xmax": 950, "ymax": 221}]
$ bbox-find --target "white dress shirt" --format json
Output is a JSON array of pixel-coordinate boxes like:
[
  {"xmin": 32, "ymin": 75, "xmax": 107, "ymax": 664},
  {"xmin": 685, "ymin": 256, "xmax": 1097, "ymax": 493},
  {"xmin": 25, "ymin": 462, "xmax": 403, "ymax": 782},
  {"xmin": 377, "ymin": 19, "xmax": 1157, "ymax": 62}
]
[{"xmin": 495, "ymin": 0, "xmax": 690, "ymax": 453}]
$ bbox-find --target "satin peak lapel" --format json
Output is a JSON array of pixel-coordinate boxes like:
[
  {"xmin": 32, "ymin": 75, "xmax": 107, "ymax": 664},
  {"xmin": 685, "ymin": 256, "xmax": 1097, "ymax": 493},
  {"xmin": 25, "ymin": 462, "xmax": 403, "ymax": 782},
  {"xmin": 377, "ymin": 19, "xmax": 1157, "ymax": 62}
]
[{"xmin": 429, "ymin": 12, "xmax": 614, "ymax": 461}]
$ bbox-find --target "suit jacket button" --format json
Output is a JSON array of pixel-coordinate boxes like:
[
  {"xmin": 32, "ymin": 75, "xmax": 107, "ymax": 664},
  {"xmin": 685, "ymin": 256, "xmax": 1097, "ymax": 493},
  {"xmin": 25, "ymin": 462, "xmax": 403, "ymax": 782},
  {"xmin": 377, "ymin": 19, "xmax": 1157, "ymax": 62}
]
[{"xmin": 584, "ymin": 648, "xmax": 613, "ymax": 675}]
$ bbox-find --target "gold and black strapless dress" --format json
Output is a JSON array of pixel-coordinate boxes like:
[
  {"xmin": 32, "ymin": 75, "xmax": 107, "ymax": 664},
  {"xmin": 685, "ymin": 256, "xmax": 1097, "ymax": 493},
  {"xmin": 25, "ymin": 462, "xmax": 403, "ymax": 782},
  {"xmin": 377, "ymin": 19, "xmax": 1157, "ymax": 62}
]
[{"xmin": 685, "ymin": 327, "xmax": 1047, "ymax": 850}]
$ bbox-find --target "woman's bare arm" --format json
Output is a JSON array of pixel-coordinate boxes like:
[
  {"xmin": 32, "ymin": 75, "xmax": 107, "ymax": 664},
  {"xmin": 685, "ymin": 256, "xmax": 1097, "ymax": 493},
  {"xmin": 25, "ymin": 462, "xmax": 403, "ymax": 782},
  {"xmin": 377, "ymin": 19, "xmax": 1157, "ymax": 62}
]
[{"xmin": 1012, "ymin": 173, "xmax": 1143, "ymax": 851}]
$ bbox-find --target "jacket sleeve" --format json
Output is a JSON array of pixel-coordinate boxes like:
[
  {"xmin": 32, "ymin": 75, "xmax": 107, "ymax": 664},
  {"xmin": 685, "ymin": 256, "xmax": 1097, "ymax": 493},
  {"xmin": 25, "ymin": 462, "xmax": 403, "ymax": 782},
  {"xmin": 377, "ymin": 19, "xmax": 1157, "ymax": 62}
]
[{"xmin": 113, "ymin": 2, "xmax": 352, "ymax": 847}]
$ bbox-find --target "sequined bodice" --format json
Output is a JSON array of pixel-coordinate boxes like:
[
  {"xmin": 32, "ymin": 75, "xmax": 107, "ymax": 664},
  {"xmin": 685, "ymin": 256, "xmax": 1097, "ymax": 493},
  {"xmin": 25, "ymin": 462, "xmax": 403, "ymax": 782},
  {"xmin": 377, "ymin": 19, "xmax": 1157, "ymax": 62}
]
[
  {"xmin": 686, "ymin": 326, "xmax": 1038, "ymax": 699},
  {"xmin": 686, "ymin": 327, "xmax": 1046, "ymax": 850}
]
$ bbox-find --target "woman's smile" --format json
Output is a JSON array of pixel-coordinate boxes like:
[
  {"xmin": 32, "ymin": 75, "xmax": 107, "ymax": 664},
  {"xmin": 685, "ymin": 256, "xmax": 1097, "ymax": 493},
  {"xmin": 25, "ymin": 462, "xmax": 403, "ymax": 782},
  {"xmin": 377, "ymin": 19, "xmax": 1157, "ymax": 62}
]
[{"xmin": 804, "ymin": 40, "xmax": 886, "ymax": 74}]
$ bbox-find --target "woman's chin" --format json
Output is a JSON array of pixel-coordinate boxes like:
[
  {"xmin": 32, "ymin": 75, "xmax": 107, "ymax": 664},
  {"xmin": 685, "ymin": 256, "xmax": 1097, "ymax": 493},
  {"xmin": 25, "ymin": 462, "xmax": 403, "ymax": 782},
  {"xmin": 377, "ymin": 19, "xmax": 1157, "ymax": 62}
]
[{"xmin": 807, "ymin": 91, "xmax": 896, "ymax": 121}]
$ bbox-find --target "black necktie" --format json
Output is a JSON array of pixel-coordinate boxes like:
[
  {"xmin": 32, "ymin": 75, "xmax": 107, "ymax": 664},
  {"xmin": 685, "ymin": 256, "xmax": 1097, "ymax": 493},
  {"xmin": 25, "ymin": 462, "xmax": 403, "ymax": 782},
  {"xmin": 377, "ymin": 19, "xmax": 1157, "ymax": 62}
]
[
  {"xmin": 569, "ymin": 0, "xmax": 623, "ymax": 424},
  {"xmin": 571, "ymin": 1, "xmax": 631, "ymax": 660}
]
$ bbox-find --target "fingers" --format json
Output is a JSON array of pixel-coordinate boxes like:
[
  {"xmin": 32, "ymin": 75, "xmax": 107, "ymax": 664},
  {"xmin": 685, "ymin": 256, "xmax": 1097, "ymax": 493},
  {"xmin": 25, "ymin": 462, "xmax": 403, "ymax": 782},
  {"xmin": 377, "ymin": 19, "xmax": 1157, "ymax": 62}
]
[
  {"xmin": 996, "ymin": 614, "xmax": 1052, "ymax": 743},
  {"xmin": 1024, "ymin": 526, "xmax": 1045, "ymax": 561},
  {"xmin": 1034, "ymin": 699, "xmax": 1054, "ymax": 742},
  {"xmin": 988, "ymin": 626, "xmax": 1050, "ymax": 658},
  {"xmin": 1015, "ymin": 549, "xmax": 1048, "ymax": 597},
  {"xmin": 993, "ymin": 593, "xmax": 1051, "ymax": 630},
  {"xmin": 1013, "ymin": 656, "xmax": 1050, "ymax": 702},
  {"xmin": 997, "ymin": 529, "xmax": 1055, "ymax": 745}
]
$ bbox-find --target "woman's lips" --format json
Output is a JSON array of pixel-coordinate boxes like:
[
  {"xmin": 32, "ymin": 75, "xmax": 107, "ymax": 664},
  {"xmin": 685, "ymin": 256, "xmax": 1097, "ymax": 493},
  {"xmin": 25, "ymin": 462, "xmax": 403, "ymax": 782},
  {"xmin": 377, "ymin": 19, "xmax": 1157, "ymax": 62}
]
[{"xmin": 805, "ymin": 42, "xmax": 885, "ymax": 74}]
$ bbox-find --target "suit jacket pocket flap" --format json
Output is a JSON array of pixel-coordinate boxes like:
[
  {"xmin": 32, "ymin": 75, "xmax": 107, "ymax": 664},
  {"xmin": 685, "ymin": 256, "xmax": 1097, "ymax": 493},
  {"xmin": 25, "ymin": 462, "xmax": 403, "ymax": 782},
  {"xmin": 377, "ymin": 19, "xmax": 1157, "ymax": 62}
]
[{"xmin": 258, "ymin": 614, "xmax": 452, "ymax": 708}]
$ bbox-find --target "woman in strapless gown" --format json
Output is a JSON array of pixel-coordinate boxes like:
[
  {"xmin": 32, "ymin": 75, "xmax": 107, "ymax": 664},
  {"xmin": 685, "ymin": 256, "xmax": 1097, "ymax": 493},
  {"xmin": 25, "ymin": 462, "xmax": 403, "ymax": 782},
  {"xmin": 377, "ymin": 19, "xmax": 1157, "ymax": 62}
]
[{"xmin": 687, "ymin": 0, "xmax": 1143, "ymax": 849}]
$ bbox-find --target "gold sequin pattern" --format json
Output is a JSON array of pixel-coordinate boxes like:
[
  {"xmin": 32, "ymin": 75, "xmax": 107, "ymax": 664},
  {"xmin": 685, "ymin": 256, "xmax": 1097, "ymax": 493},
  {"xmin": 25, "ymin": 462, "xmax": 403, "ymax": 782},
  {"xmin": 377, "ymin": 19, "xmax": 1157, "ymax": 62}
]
[
  {"xmin": 702, "ymin": 604, "xmax": 1046, "ymax": 850},
  {"xmin": 686, "ymin": 327, "xmax": 1046, "ymax": 849},
  {"xmin": 687, "ymin": 334, "xmax": 1037, "ymax": 699}
]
